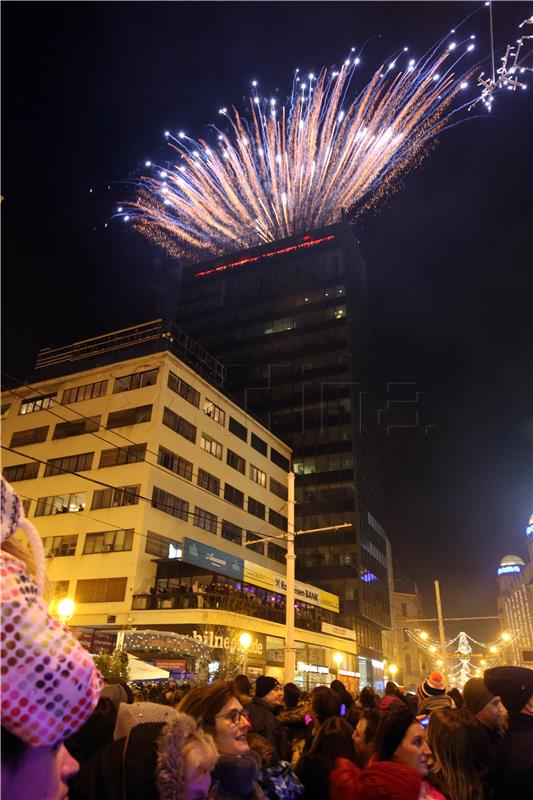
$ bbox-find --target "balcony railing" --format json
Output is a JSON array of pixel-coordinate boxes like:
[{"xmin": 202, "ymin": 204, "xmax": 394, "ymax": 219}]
[{"xmin": 132, "ymin": 590, "xmax": 329, "ymax": 633}]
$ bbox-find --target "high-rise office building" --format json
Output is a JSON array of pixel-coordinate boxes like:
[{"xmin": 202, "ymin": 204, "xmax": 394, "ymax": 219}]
[{"xmin": 177, "ymin": 221, "xmax": 390, "ymax": 681}]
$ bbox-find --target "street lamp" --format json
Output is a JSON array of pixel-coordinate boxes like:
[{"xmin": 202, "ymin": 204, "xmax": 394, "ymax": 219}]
[
  {"xmin": 239, "ymin": 632, "xmax": 252, "ymax": 676},
  {"xmin": 419, "ymin": 631, "xmax": 429, "ymax": 640},
  {"xmin": 56, "ymin": 597, "xmax": 75, "ymax": 625},
  {"xmin": 501, "ymin": 632, "xmax": 511, "ymax": 642},
  {"xmin": 489, "ymin": 646, "xmax": 498, "ymax": 654},
  {"xmin": 388, "ymin": 663, "xmax": 398, "ymax": 678},
  {"xmin": 333, "ymin": 651, "xmax": 343, "ymax": 677}
]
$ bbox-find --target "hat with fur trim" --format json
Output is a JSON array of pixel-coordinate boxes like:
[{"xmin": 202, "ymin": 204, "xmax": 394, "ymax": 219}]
[
  {"xmin": 484, "ymin": 666, "xmax": 533, "ymax": 715},
  {"xmin": 1, "ymin": 477, "xmax": 102, "ymax": 747},
  {"xmin": 157, "ymin": 713, "xmax": 218, "ymax": 800}
]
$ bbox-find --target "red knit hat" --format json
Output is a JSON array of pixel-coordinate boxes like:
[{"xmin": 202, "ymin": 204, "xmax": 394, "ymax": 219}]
[{"xmin": 330, "ymin": 759, "xmax": 421, "ymax": 800}]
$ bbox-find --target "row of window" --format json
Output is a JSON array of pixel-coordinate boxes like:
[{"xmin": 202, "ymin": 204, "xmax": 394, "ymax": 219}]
[
  {"xmin": 4, "ymin": 444, "xmax": 147, "ymax": 483},
  {"xmin": 10, "ymin": 391, "xmax": 290, "ymax": 474},
  {"xmin": 152, "ymin": 484, "xmax": 288, "ymax": 531},
  {"xmin": 44, "ymin": 529, "xmax": 134, "ymax": 557}
]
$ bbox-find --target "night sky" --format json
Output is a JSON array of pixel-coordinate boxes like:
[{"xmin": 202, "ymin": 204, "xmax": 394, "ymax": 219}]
[{"xmin": 2, "ymin": 2, "xmax": 532, "ymax": 640}]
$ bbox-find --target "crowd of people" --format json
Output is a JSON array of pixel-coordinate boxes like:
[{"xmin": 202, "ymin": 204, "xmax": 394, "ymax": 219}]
[{"xmin": 1, "ymin": 477, "xmax": 533, "ymax": 800}]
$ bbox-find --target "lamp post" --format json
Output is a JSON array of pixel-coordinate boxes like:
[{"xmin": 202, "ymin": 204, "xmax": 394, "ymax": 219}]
[
  {"xmin": 239, "ymin": 632, "xmax": 252, "ymax": 677},
  {"xmin": 285, "ymin": 473, "xmax": 351, "ymax": 683}
]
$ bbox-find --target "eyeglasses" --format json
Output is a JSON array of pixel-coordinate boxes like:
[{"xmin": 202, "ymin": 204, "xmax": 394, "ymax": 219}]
[{"xmin": 215, "ymin": 708, "xmax": 249, "ymax": 725}]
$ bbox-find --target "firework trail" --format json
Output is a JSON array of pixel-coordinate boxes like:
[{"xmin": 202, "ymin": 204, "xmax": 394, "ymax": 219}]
[{"xmin": 125, "ymin": 37, "xmax": 480, "ymax": 261}]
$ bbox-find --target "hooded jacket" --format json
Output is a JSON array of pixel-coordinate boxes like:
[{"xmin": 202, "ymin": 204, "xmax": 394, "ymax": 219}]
[{"xmin": 247, "ymin": 697, "xmax": 292, "ymax": 762}]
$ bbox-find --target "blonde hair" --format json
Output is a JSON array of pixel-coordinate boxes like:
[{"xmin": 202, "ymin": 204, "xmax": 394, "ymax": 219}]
[{"xmin": 428, "ymin": 708, "xmax": 484, "ymax": 800}]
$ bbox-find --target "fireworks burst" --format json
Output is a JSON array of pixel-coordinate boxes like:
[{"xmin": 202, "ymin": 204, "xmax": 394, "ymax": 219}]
[{"xmin": 124, "ymin": 38, "xmax": 480, "ymax": 261}]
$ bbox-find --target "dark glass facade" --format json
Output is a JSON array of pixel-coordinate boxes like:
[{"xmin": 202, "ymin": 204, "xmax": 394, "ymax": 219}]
[{"xmin": 177, "ymin": 222, "xmax": 390, "ymax": 657}]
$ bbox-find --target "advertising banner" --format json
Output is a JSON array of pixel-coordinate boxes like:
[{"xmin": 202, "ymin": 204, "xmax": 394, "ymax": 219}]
[
  {"xmin": 183, "ymin": 537, "xmax": 244, "ymax": 580},
  {"xmin": 243, "ymin": 561, "xmax": 339, "ymax": 612}
]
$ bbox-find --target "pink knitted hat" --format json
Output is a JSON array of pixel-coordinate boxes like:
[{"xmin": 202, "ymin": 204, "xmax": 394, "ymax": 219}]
[{"xmin": 1, "ymin": 477, "xmax": 103, "ymax": 746}]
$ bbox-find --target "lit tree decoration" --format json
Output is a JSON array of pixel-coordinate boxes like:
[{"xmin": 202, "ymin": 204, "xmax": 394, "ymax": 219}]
[
  {"xmin": 407, "ymin": 628, "xmax": 516, "ymax": 686},
  {"xmin": 469, "ymin": 16, "xmax": 533, "ymax": 111},
  {"xmin": 124, "ymin": 37, "xmax": 482, "ymax": 262}
]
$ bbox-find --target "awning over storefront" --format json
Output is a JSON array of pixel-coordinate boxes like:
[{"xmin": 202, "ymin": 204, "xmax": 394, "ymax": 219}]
[{"xmin": 127, "ymin": 654, "xmax": 169, "ymax": 680}]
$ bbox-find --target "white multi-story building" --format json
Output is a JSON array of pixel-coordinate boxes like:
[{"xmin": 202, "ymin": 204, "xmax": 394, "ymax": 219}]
[{"xmin": 1, "ymin": 320, "xmax": 357, "ymax": 686}]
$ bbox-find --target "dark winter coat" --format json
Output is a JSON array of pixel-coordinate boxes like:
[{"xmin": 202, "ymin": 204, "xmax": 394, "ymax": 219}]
[
  {"xmin": 493, "ymin": 712, "xmax": 533, "ymax": 800},
  {"xmin": 246, "ymin": 697, "xmax": 292, "ymax": 762},
  {"xmin": 211, "ymin": 751, "xmax": 265, "ymax": 800}
]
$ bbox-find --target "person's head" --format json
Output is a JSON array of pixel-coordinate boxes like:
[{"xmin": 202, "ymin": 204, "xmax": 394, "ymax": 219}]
[
  {"xmin": 1, "ymin": 478, "xmax": 102, "ymax": 800},
  {"xmin": 105, "ymin": 677, "xmax": 134, "ymax": 704},
  {"xmin": 255, "ymin": 676, "xmax": 283, "ymax": 708},
  {"xmin": 157, "ymin": 712, "xmax": 218, "ymax": 800},
  {"xmin": 179, "ymin": 682, "xmax": 251, "ymax": 756},
  {"xmin": 283, "ymin": 682, "xmax": 301, "ymax": 710},
  {"xmin": 309, "ymin": 716, "xmax": 359, "ymax": 773},
  {"xmin": 427, "ymin": 707, "xmax": 484, "ymax": 800},
  {"xmin": 374, "ymin": 708, "xmax": 431, "ymax": 778},
  {"xmin": 353, "ymin": 709, "xmax": 381, "ymax": 766},
  {"xmin": 232, "ymin": 674, "xmax": 253, "ymax": 699},
  {"xmin": 330, "ymin": 759, "xmax": 422, "ymax": 800},
  {"xmin": 359, "ymin": 685, "xmax": 378, "ymax": 710},
  {"xmin": 385, "ymin": 681, "xmax": 399, "ymax": 695},
  {"xmin": 417, "ymin": 672, "xmax": 445, "ymax": 711},
  {"xmin": 311, "ymin": 686, "xmax": 342, "ymax": 724},
  {"xmin": 484, "ymin": 666, "xmax": 533, "ymax": 719},
  {"xmin": 446, "ymin": 687, "xmax": 463, "ymax": 709},
  {"xmin": 463, "ymin": 678, "xmax": 505, "ymax": 731}
]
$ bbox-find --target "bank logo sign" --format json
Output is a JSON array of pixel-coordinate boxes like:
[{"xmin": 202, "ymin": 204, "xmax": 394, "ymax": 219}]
[{"xmin": 183, "ymin": 538, "xmax": 244, "ymax": 579}]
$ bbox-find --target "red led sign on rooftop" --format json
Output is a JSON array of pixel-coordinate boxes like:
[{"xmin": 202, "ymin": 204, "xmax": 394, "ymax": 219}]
[{"xmin": 194, "ymin": 233, "xmax": 336, "ymax": 278}]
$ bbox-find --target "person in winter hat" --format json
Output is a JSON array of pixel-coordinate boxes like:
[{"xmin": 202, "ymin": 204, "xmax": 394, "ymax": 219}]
[
  {"xmin": 463, "ymin": 676, "xmax": 506, "ymax": 747},
  {"xmin": 67, "ymin": 711, "xmax": 218, "ymax": 800},
  {"xmin": 247, "ymin": 677, "xmax": 291, "ymax": 763},
  {"xmin": 483, "ymin": 666, "xmax": 533, "ymax": 800},
  {"xmin": 416, "ymin": 672, "xmax": 445, "ymax": 712},
  {"xmin": 0, "ymin": 478, "xmax": 102, "ymax": 800}
]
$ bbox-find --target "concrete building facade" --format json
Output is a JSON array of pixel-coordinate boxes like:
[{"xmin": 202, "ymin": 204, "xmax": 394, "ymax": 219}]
[{"xmin": 1, "ymin": 321, "xmax": 357, "ymax": 687}]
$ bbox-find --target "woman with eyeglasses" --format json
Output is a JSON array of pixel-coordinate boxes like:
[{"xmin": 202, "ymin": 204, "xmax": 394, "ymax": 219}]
[{"xmin": 179, "ymin": 681, "xmax": 266, "ymax": 799}]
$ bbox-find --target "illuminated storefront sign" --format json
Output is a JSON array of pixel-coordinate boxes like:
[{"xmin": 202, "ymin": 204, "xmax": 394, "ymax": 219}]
[
  {"xmin": 194, "ymin": 234, "xmax": 336, "ymax": 278},
  {"xmin": 183, "ymin": 538, "xmax": 244, "ymax": 579},
  {"xmin": 498, "ymin": 565, "xmax": 521, "ymax": 575},
  {"xmin": 321, "ymin": 622, "xmax": 356, "ymax": 641},
  {"xmin": 297, "ymin": 661, "xmax": 330, "ymax": 674},
  {"xmin": 243, "ymin": 561, "xmax": 339, "ymax": 612},
  {"xmin": 339, "ymin": 669, "xmax": 360, "ymax": 678}
]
